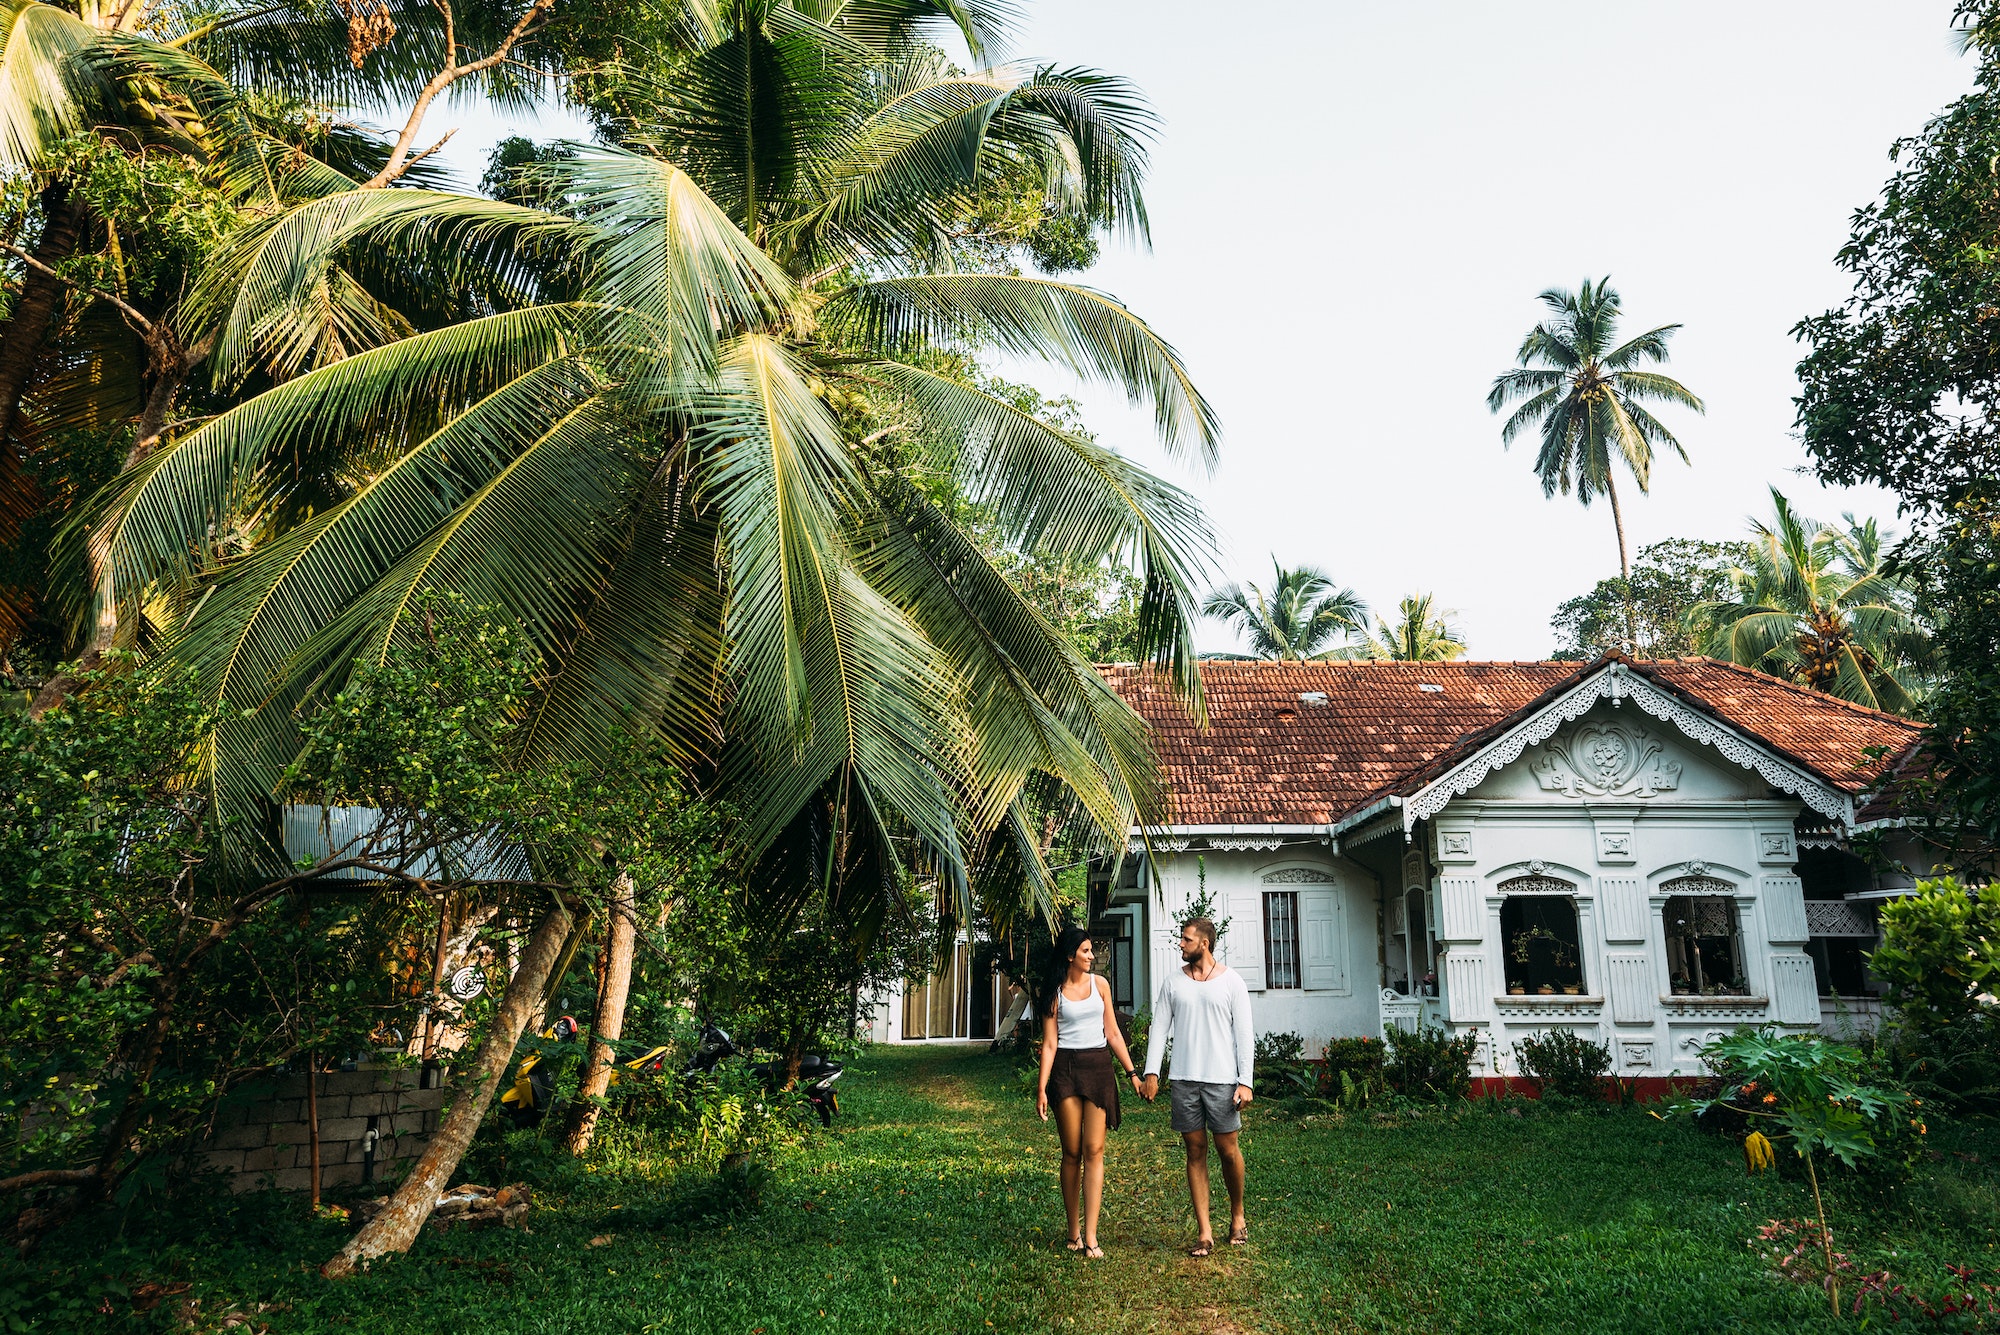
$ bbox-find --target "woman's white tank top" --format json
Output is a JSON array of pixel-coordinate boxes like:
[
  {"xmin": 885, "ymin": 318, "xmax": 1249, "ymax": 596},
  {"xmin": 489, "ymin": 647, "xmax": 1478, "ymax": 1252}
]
[{"xmin": 1056, "ymin": 981, "xmax": 1107, "ymax": 1049}]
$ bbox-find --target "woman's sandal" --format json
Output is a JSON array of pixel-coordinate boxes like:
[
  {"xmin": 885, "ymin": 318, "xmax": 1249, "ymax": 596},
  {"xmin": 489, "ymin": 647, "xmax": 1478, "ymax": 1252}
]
[
  {"xmin": 1187, "ymin": 1239, "xmax": 1215, "ymax": 1258},
  {"xmin": 1082, "ymin": 1243, "xmax": 1104, "ymax": 1259},
  {"xmin": 1228, "ymin": 1224, "xmax": 1249, "ymax": 1246}
]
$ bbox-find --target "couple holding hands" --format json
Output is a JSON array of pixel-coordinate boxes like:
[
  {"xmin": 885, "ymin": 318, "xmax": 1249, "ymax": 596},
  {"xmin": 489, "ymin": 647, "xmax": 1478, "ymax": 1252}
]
[{"xmin": 1034, "ymin": 917, "xmax": 1255, "ymax": 1259}]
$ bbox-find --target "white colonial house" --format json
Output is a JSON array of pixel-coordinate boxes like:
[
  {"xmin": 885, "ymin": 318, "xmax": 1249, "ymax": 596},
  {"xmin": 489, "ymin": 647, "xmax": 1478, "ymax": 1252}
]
[{"xmin": 872, "ymin": 655, "xmax": 1938, "ymax": 1079}]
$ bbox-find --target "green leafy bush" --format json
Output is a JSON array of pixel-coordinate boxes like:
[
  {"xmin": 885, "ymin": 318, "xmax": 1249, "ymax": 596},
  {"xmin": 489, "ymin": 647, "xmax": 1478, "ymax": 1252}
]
[
  {"xmin": 1312, "ymin": 1036, "xmax": 1388, "ymax": 1106},
  {"xmin": 1871, "ymin": 878, "xmax": 1999, "ymax": 1033},
  {"xmin": 1253, "ymin": 1030, "xmax": 1310, "ymax": 1098},
  {"xmin": 1514, "ymin": 1029, "xmax": 1613, "ymax": 1101},
  {"xmin": 1384, "ymin": 1025, "xmax": 1478, "ymax": 1101}
]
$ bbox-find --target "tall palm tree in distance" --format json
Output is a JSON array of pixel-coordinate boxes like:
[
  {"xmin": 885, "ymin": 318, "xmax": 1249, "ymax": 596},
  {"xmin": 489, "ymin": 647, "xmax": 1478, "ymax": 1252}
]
[
  {"xmin": 1345, "ymin": 593, "xmax": 1467, "ymax": 662},
  {"xmin": 1488, "ymin": 277, "xmax": 1704, "ymax": 647},
  {"xmin": 1201, "ymin": 558, "xmax": 1367, "ymax": 660},
  {"xmin": 1690, "ymin": 487, "xmax": 1931, "ymax": 714}
]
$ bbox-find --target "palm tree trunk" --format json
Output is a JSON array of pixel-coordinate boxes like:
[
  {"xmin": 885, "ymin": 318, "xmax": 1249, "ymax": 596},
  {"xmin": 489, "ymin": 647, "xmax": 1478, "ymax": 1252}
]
[
  {"xmin": 27, "ymin": 323, "xmax": 213, "ymax": 717},
  {"xmin": 1605, "ymin": 470, "xmax": 1636, "ymax": 653},
  {"xmin": 562, "ymin": 873, "xmax": 636, "ymax": 1156},
  {"xmin": 0, "ymin": 185, "xmax": 88, "ymax": 449},
  {"xmin": 322, "ymin": 902, "xmax": 572, "ymax": 1279}
]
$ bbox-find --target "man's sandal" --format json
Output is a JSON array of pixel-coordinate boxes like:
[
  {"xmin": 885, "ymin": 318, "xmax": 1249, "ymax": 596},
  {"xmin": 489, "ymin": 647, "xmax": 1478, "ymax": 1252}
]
[
  {"xmin": 1065, "ymin": 1235, "xmax": 1085, "ymax": 1252},
  {"xmin": 1187, "ymin": 1239, "xmax": 1215, "ymax": 1258},
  {"xmin": 1228, "ymin": 1224, "xmax": 1249, "ymax": 1246}
]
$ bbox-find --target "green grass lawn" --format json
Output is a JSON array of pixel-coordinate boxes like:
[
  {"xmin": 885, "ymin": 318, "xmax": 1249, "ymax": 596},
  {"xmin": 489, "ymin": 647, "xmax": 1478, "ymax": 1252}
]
[{"xmin": 20, "ymin": 1044, "xmax": 2000, "ymax": 1333}]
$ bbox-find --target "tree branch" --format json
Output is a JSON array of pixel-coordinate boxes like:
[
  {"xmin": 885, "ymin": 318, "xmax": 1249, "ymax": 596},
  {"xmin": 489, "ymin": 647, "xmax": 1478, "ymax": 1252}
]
[
  {"xmin": 0, "ymin": 1168, "xmax": 98, "ymax": 1194},
  {"xmin": 0, "ymin": 242, "xmax": 153, "ymax": 334},
  {"xmin": 359, "ymin": 0, "xmax": 555, "ymax": 191}
]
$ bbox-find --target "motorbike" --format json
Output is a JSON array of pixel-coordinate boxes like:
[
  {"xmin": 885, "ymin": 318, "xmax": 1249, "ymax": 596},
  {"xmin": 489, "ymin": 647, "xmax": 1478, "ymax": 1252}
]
[
  {"xmin": 501, "ymin": 1018, "xmax": 844, "ymax": 1129},
  {"xmin": 499, "ymin": 1015, "xmax": 677, "ymax": 1127},
  {"xmin": 687, "ymin": 1023, "xmax": 845, "ymax": 1127}
]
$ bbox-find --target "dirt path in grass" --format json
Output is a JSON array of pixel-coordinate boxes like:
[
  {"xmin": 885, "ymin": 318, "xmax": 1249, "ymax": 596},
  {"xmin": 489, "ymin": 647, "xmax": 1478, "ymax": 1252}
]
[{"xmin": 880, "ymin": 1045, "xmax": 1273, "ymax": 1335}]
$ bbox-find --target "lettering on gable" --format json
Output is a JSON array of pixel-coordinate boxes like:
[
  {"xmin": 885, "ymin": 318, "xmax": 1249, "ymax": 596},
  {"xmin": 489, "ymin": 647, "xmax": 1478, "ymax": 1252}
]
[{"xmin": 1527, "ymin": 720, "xmax": 1683, "ymax": 799}]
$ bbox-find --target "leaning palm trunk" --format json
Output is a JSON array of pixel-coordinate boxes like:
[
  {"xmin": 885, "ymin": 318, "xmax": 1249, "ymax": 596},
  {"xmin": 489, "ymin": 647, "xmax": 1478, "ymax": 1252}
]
[
  {"xmin": 562, "ymin": 873, "xmax": 635, "ymax": 1156},
  {"xmin": 323, "ymin": 902, "xmax": 572, "ymax": 1279}
]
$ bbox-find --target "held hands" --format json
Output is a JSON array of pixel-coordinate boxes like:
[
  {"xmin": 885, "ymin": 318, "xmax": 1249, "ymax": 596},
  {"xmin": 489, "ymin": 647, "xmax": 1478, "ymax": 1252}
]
[
  {"xmin": 1128, "ymin": 1072, "xmax": 1145, "ymax": 1098},
  {"xmin": 1141, "ymin": 1074, "xmax": 1159, "ymax": 1103}
]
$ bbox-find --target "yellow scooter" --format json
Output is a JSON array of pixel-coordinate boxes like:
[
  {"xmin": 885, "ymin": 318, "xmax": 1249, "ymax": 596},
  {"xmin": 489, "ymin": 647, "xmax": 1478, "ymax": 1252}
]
[{"xmin": 500, "ymin": 1016, "xmax": 675, "ymax": 1126}]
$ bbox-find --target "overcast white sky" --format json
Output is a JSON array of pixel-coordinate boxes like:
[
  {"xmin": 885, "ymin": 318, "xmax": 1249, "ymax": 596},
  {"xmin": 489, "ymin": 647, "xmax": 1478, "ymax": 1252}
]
[{"xmin": 435, "ymin": 1, "xmax": 1979, "ymax": 659}]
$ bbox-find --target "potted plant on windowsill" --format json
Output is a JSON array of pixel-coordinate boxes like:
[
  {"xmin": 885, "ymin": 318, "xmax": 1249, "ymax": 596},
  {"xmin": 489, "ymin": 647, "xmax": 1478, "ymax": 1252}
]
[
  {"xmin": 1508, "ymin": 982, "xmax": 1527, "ymax": 995},
  {"xmin": 1671, "ymin": 974, "xmax": 1693, "ymax": 996}
]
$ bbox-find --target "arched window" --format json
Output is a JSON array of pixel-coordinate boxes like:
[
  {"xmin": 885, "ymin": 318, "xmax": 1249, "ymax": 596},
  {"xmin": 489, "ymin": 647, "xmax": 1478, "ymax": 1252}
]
[
  {"xmin": 1498, "ymin": 875, "xmax": 1584, "ymax": 994},
  {"xmin": 1661, "ymin": 875, "xmax": 1746, "ymax": 995}
]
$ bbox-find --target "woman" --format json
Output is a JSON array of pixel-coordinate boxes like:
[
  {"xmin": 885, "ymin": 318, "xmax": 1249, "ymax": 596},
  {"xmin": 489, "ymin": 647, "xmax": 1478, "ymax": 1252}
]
[{"xmin": 1035, "ymin": 925, "xmax": 1144, "ymax": 1258}]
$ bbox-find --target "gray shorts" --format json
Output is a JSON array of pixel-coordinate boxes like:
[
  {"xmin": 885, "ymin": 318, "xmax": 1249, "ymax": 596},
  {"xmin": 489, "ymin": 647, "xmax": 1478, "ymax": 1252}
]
[{"xmin": 1168, "ymin": 1080, "xmax": 1242, "ymax": 1134}]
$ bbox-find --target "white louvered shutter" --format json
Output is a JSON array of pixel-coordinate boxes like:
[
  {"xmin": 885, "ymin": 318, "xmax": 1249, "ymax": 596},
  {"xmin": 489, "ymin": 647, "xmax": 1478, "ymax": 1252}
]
[
  {"xmin": 1301, "ymin": 888, "xmax": 1346, "ymax": 992},
  {"xmin": 1226, "ymin": 886, "xmax": 1266, "ymax": 991}
]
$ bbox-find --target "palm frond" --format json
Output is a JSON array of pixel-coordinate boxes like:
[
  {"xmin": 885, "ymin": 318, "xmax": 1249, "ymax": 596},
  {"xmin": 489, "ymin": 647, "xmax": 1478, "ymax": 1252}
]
[
  {"xmin": 865, "ymin": 359, "xmax": 1211, "ymax": 710},
  {"xmin": 68, "ymin": 304, "xmax": 589, "ymax": 618},
  {"xmin": 824, "ymin": 273, "xmax": 1219, "ymax": 469},
  {"xmin": 0, "ymin": 0, "xmax": 103, "ymax": 166}
]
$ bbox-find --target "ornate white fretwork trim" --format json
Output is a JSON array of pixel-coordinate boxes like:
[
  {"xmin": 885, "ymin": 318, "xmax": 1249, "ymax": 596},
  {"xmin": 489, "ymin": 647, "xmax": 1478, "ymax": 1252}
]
[
  {"xmin": 1263, "ymin": 867, "xmax": 1336, "ymax": 883},
  {"xmin": 1401, "ymin": 665, "xmax": 1853, "ymax": 830},
  {"xmin": 1208, "ymin": 837, "xmax": 1287, "ymax": 852}
]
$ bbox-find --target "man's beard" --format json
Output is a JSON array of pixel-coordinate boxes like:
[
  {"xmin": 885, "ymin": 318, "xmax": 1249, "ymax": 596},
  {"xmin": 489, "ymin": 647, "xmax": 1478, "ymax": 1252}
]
[{"xmin": 1181, "ymin": 945, "xmax": 1203, "ymax": 963}]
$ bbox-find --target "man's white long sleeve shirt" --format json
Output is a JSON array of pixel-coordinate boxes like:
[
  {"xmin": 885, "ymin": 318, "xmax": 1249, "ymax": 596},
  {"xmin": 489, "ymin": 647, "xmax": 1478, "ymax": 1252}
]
[{"xmin": 1142, "ymin": 965, "xmax": 1255, "ymax": 1087}]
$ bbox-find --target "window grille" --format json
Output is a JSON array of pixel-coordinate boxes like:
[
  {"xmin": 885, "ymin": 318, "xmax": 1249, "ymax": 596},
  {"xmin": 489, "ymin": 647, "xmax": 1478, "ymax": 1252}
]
[
  {"xmin": 1663, "ymin": 894, "xmax": 1746, "ymax": 994},
  {"xmin": 1263, "ymin": 891, "xmax": 1300, "ymax": 989}
]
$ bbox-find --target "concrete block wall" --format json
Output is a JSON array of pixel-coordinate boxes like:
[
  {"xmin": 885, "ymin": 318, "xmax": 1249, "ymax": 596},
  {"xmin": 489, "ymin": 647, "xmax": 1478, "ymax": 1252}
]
[{"xmin": 199, "ymin": 1068, "xmax": 447, "ymax": 1192}]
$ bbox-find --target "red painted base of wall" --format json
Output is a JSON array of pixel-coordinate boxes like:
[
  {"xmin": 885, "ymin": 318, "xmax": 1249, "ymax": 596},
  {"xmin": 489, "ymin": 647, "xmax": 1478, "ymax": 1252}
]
[{"xmin": 1469, "ymin": 1076, "xmax": 1703, "ymax": 1102}]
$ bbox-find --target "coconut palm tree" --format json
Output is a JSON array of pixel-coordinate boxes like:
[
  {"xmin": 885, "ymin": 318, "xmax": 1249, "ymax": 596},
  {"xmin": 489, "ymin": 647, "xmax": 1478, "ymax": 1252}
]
[
  {"xmin": 1690, "ymin": 487, "xmax": 1930, "ymax": 713},
  {"xmin": 61, "ymin": 0, "xmax": 1218, "ymax": 916},
  {"xmin": 1201, "ymin": 558, "xmax": 1366, "ymax": 661},
  {"xmin": 1487, "ymin": 278, "xmax": 1704, "ymax": 646},
  {"xmin": 1343, "ymin": 593, "xmax": 1466, "ymax": 662}
]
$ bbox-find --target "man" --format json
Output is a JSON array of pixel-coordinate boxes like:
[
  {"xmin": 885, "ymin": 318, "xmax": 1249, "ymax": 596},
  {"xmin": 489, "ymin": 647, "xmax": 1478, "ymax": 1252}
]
[{"xmin": 1140, "ymin": 916, "xmax": 1254, "ymax": 1257}]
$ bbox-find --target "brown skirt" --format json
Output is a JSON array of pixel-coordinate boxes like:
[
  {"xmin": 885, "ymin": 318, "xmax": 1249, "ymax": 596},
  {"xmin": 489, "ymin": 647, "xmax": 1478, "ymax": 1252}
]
[{"xmin": 1046, "ymin": 1045, "xmax": 1122, "ymax": 1130}]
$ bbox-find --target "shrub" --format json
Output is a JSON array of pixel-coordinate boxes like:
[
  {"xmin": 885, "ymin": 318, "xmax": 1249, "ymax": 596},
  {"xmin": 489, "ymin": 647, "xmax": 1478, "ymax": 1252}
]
[
  {"xmin": 1253, "ymin": 1030, "xmax": 1310, "ymax": 1098},
  {"xmin": 1887, "ymin": 1012, "xmax": 2000, "ymax": 1115},
  {"xmin": 1871, "ymin": 878, "xmax": 1999, "ymax": 1034},
  {"xmin": 1384, "ymin": 1024, "xmax": 1478, "ymax": 1101},
  {"xmin": 1514, "ymin": 1029, "xmax": 1613, "ymax": 1101}
]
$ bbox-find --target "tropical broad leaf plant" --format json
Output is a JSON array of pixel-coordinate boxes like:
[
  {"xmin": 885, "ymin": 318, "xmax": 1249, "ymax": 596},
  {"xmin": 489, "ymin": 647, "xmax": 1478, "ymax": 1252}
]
[
  {"xmin": 61, "ymin": 0, "xmax": 1219, "ymax": 925},
  {"xmin": 1690, "ymin": 486, "xmax": 1931, "ymax": 713}
]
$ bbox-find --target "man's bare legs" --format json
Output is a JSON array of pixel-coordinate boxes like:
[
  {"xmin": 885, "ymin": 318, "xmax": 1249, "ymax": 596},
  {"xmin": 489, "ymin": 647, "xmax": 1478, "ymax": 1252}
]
[
  {"xmin": 1183, "ymin": 1128, "xmax": 1247, "ymax": 1252},
  {"xmin": 1212, "ymin": 1129, "xmax": 1248, "ymax": 1239},
  {"xmin": 1055, "ymin": 1097, "xmax": 1109, "ymax": 1253}
]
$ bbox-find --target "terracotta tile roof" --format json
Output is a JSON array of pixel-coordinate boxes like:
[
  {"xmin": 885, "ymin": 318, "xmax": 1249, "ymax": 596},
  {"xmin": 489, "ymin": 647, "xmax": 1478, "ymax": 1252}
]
[{"xmin": 1097, "ymin": 657, "xmax": 1925, "ymax": 828}]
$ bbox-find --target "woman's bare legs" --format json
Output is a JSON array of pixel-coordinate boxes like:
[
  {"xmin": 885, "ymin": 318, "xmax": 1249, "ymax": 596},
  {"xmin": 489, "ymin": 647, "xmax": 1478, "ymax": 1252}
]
[
  {"xmin": 1077, "ymin": 1100, "xmax": 1108, "ymax": 1253},
  {"xmin": 1055, "ymin": 1096, "xmax": 1085, "ymax": 1246}
]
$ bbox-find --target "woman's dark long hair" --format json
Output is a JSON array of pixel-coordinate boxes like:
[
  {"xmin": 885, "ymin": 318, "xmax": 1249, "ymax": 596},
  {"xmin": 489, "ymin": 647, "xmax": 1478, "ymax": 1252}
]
[{"xmin": 1035, "ymin": 925, "xmax": 1093, "ymax": 1021}]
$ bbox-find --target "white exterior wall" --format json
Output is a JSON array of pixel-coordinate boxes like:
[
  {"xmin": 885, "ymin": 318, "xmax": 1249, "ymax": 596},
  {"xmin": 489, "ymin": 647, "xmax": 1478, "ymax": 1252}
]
[
  {"xmin": 1429, "ymin": 701, "xmax": 1821, "ymax": 1077},
  {"xmin": 1144, "ymin": 846, "xmax": 1379, "ymax": 1057}
]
